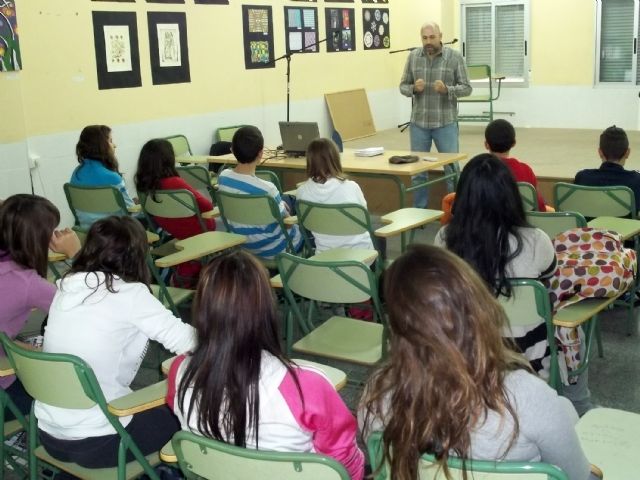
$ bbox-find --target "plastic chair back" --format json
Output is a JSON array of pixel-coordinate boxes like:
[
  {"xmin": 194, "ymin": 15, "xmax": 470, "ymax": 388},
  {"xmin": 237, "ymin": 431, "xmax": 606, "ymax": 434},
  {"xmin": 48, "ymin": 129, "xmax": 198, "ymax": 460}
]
[
  {"xmin": 526, "ymin": 211, "xmax": 587, "ymax": 239},
  {"xmin": 255, "ymin": 169, "xmax": 283, "ymax": 193},
  {"xmin": 64, "ymin": 183, "xmax": 128, "ymax": 227},
  {"xmin": 215, "ymin": 125, "xmax": 246, "ymax": 143},
  {"xmin": 297, "ymin": 201, "xmax": 371, "ymax": 236},
  {"xmin": 164, "ymin": 135, "xmax": 192, "ymax": 157},
  {"xmin": 366, "ymin": 431, "xmax": 569, "ymax": 480},
  {"xmin": 554, "ymin": 182, "xmax": 636, "ymax": 218},
  {"xmin": 177, "ymin": 165, "xmax": 215, "ymax": 200},
  {"xmin": 172, "ymin": 430, "xmax": 349, "ymax": 480},
  {"xmin": 215, "ymin": 190, "xmax": 282, "ymax": 226},
  {"xmin": 517, "ymin": 182, "xmax": 537, "ymax": 212}
]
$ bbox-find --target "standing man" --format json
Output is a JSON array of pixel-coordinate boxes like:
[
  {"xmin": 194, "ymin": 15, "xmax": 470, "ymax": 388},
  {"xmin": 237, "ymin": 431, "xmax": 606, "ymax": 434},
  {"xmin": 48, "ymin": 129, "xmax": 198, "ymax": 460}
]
[{"xmin": 400, "ymin": 22, "xmax": 471, "ymax": 208}]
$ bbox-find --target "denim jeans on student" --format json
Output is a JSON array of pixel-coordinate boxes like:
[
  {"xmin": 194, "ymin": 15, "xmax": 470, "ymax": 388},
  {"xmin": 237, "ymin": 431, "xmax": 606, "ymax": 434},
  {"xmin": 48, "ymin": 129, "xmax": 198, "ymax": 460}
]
[{"xmin": 410, "ymin": 122, "xmax": 459, "ymax": 208}]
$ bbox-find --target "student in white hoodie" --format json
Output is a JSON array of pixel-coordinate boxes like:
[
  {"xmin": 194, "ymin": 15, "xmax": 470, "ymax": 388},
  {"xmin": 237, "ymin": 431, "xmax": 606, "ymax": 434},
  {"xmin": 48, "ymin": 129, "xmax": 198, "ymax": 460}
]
[
  {"xmin": 35, "ymin": 216, "xmax": 196, "ymax": 468},
  {"xmin": 296, "ymin": 138, "xmax": 374, "ymax": 253}
]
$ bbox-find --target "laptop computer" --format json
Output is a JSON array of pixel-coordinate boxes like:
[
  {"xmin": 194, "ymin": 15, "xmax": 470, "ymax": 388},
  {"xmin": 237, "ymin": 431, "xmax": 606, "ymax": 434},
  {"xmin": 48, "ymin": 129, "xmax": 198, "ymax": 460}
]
[{"xmin": 279, "ymin": 121, "xmax": 320, "ymax": 156}]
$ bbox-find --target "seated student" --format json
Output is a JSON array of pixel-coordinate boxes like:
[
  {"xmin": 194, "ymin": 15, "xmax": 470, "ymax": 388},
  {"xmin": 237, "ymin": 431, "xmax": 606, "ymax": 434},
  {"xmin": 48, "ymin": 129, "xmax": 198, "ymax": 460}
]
[
  {"xmin": 70, "ymin": 125, "xmax": 136, "ymax": 228},
  {"xmin": 359, "ymin": 245, "xmax": 596, "ymax": 480},
  {"xmin": 135, "ymin": 138, "xmax": 216, "ymax": 286},
  {"xmin": 297, "ymin": 138, "xmax": 374, "ymax": 253},
  {"xmin": 574, "ymin": 125, "xmax": 640, "ymax": 208},
  {"xmin": 434, "ymin": 154, "xmax": 557, "ymax": 375},
  {"xmin": 35, "ymin": 216, "xmax": 196, "ymax": 468},
  {"xmin": 216, "ymin": 126, "xmax": 303, "ymax": 259},
  {"xmin": 0, "ymin": 195, "xmax": 80, "ymax": 419},
  {"xmin": 167, "ymin": 250, "xmax": 364, "ymax": 479}
]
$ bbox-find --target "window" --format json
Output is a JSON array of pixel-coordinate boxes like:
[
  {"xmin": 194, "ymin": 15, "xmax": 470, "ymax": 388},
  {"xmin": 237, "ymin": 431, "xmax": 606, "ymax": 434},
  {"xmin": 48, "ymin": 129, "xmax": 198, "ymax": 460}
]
[
  {"xmin": 460, "ymin": 0, "xmax": 529, "ymax": 84},
  {"xmin": 596, "ymin": 0, "xmax": 640, "ymax": 84}
]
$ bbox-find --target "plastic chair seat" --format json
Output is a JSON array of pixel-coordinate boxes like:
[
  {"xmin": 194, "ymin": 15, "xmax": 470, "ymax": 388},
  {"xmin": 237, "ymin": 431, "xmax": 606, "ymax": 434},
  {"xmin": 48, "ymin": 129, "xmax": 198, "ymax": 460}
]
[
  {"xmin": 34, "ymin": 446, "xmax": 160, "ymax": 480},
  {"xmin": 293, "ymin": 316, "xmax": 384, "ymax": 366},
  {"xmin": 150, "ymin": 285, "xmax": 194, "ymax": 309}
]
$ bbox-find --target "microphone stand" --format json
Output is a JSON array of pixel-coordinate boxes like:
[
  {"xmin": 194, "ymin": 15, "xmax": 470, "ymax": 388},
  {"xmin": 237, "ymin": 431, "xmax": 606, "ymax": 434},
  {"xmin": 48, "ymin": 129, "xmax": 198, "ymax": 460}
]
[
  {"xmin": 270, "ymin": 38, "xmax": 327, "ymax": 122},
  {"xmin": 389, "ymin": 39, "xmax": 458, "ymax": 132}
]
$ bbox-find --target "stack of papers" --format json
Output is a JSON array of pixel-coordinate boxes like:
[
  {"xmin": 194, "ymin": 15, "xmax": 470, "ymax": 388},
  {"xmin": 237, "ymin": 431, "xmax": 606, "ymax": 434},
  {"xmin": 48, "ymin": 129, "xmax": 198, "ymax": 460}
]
[{"xmin": 355, "ymin": 147, "xmax": 384, "ymax": 157}]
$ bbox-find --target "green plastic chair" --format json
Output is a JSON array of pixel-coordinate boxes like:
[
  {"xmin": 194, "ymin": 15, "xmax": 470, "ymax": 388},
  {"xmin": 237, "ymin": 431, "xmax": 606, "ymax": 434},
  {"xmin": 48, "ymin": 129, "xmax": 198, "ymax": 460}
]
[
  {"xmin": 140, "ymin": 189, "xmax": 210, "ymax": 236},
  {"xmin": 163, "ymin": 134, "xmax": 192, "ymax": 158},
  {"xmin": 457, "ymin": 65, "xmax": 504, "ymax": 123},
  {"xmin": 525, "ymin": 211, "xmax": 587, "ymax": 239},
  {"xmin": 0, "ymin": 333, "xmax": 162, "ymax": 480},
  {"xmin": 0, "ymin": 375, "xmax": 29, "ymax": 479},
  {"xmin": 215, "ymin": 190, "xmax": 297, "ymax": 269},
  {"xmin": 214, "ymin": 125, "xmax": 246, "ymax": 143},
  {"xmin": 276, "ymin": 252, "xmax": 386, "ymax": 367},
  {"xmin": 64, "ymin": 183, "xmax": 129, "ymax": 231},
  {"xmin": 498, "ymin": 279, "xmax": 561, "ymax": 392},
  {"xmin": 176, "ymin": 165, "xmax": 217, "ymax": 202},
  {"xmin": 296, "ymin": 200, "xmax": 382, "ymax": 272},
  {"xmin": 366, "ymin": 431, "xmax": 569, "ymax": 480},
  {"xmin": 518, "ymin": 182, "xmax": 538, "ymax": 212},
  {"xmin": 256, "ymin": 169, "xmax": 284, "ymax": 193},
  {"xmin": 171, "ymin": 430, "xmax": 349, "ymax": 480}
]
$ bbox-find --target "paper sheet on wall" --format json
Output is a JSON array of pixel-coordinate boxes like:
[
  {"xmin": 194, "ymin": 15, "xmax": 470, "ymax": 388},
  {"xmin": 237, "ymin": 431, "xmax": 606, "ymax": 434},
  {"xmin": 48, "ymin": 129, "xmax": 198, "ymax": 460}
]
[
  {"xmin": 157, "ymin": 23, "xmax": 181, "ymax": 67},
  {"xmin": 103, "ymin": 25, "xmax": 132, "ymax": 72}
]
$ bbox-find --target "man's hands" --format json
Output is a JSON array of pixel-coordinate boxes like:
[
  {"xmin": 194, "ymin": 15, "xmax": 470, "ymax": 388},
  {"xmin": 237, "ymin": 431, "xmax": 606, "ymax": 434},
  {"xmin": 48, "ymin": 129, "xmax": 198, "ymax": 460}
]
[
  {"xmin": 433, "ymin": 80, "xmax": 447, "ymax": 94},
  {"xmin": 414, "ymin": 78, "xmax": 447, "ymax": 94}
]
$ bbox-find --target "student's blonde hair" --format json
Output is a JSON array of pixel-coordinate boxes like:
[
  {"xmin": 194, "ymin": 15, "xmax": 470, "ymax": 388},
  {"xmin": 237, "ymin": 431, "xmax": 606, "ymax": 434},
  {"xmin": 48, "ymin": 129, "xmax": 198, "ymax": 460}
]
[{"xmin": 305, "ymin": 138, "xmax": 345, "ymax": 184}]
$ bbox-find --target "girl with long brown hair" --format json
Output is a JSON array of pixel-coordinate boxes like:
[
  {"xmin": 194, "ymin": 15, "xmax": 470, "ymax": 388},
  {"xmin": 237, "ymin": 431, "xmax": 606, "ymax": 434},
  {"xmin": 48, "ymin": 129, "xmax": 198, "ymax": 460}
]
[{"xmin": 359, "ymin": 245, "xmax": 592, "ymax": 480}]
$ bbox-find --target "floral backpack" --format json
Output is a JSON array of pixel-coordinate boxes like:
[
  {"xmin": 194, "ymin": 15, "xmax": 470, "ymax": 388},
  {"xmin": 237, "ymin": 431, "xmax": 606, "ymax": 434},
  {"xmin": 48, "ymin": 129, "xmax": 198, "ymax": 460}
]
[{"xmin": 546, "ymin": 227, "xmax": 636, "ymax": 311}]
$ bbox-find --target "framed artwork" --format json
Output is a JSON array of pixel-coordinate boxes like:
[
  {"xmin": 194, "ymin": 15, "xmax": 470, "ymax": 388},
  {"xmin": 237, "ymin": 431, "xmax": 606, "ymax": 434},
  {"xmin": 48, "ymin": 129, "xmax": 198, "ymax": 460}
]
[
  {"xmin": 242, "ymin": 5, "xmax": 274, "ymax": 70},
  {"xmin": 325, "ymin": 0, "xmax": 354, "ymax": 2},
  {"xmin": 194, "ymin": 0, "xmax": 229, "ymax": 3},
  {"xmin": 361, "ymin": 0, "xmax": 388, "ymax": 3},
  {"xmin": 284, "ymin": 6, "xmax": 319, "ymax": 54},
  {"xmin": 146, "ymin": 0, "xmax": 185, "ymax": 3},
  {"xmin": 290, "ymin": 0, "xmax": 317, "ymax": 2},
  {"xmin": 91, "ymin": 0, "xmax": 135, "ymax": 2},
  {"xmin": 362, "ymin": 8, "xmax": 389, "ymax": 50},
  {"xmin": 0, "ymin": 0, "xmax": 22, "ymax": 71},
  {"xmin": 92, "ymin": 11, "xmax": 141, "ymax": 89},
  {"xmin": 147, "ymin": 11, "xmax": 190, "ymax": 85},
  {"xmin": 325, "ymin": 8, "xmax": 355, "ymax": 53}
]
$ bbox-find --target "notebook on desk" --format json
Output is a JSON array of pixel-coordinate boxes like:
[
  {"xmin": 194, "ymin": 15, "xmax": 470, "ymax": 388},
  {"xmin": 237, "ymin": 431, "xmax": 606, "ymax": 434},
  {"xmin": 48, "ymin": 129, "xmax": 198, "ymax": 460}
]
[{"xmin": 279, "ymin": 121, "xmax": 320, "ymax": 156}]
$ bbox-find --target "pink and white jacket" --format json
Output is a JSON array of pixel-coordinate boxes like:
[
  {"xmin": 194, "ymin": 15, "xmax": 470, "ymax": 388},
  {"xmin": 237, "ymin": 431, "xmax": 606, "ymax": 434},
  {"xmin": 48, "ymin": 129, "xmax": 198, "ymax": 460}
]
[{"xmin": 167, "ymin": 352, "xmax": 364, "ymax": 479}]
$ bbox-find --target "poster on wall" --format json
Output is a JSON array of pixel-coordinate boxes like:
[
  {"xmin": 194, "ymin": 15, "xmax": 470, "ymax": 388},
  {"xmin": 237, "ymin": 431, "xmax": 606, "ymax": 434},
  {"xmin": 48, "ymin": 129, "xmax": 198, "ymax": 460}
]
[
  {"xmin": 284, "ymin": 6, "xmax": 319, "ymax": 54},
  {"xmin": 242, "ymin": 5, "xmax": 274, "ymax": 70},
  {"xmin": 362, "ymin": 8, "xmax": 389, "ymax": 50},
  {"xmin": 147, "ymin": 11, "xmax": 190, "ymax": 84},
  {"xmin": 92, "ymin": 11, "xmax": 141, "ymax": 89},
  {"xmin": 0, "ymin": 0, "xmax": 22, "ymax": 71},
  {"xmin": 325, "ymin": 8, "xmax": 355, "ymax": 53}
]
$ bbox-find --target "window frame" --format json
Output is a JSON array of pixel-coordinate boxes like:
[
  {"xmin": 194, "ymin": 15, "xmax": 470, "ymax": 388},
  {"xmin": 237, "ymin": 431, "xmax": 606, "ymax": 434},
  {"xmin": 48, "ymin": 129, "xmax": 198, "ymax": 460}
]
[{"xmin": 460, "ymin": 0, "xmax": 530, "ymax": 87}]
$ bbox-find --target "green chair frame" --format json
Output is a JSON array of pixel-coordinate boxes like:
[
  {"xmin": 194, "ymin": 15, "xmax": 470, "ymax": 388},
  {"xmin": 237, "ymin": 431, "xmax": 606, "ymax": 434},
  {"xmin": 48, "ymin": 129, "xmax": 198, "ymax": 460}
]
[
  {"xmin": 525, "ymin": 211, "xmax": 587, "ymax": 239},
  {"xmin": 276, "ymin": 252, "xmax": 387, "ymax": 368},
  {"xmin": 214, "ymin": 125, "xmax": 246, "ymax": 143},
  {"xmin": 140, "ymin": 189, "xmax": 210, "ymax": 236},
  {"xmin": 457, "ymin": 64, "xmax": 504, "ymax": 123},
  {"xmin": 0, "ymin": 385, "xmax": 29, "ymax": 479},
  {"xmin": 499, "ymin": 279, "xmax": 561, "ymax": 392},
  {"xmin": 0, "ymin": 333, "xmax": 161, "ymax": 480},
  {"xmin": 176, "ymin": 165, "xmax": 217, "ymax": 202},
  {"xmin": 214, "ymin": 190, "xmax": 297, "ymax": 268},
  {"xmin": 366, "ymin": 431, "xmax": 569, "ymax": 480},
  {"xmin": 171, "ymin": 430, "xmax": 350, "ymax": 480},
  {"xmin": 296, "ymin": 200, "xmax": 382, "ymax": 272},
  {"xmin": 518, "ymin": 182, "xmax": 538, "ymax": 212},
  {"xmin": 63, "ymin": 183, "xmax": 129, "ymax": 231},
  {"xmin": 163, "ymin": 134, "xmax": 192, "ymax": 158}
]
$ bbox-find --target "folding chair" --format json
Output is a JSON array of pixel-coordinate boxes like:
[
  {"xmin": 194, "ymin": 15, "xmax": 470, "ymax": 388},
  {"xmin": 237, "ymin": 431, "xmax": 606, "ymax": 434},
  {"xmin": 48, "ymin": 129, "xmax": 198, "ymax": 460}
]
[
  {"xmin": 168, "ymin": 430, "xmax": 349, "ymax": 480},
  {"xmin": 0, "ymin": 333, "xmax": 163, "ymax": 480},
  {"xmin": 366, "ymin": 431, "xmax": 569, "ymax": 480},
  {"xmin": 457, "ymin": 64, "xmax": 505, "ymax": 123},
  {"xmin": 163, "ymin": 134, "xmax": 192, "ymax": 158}
]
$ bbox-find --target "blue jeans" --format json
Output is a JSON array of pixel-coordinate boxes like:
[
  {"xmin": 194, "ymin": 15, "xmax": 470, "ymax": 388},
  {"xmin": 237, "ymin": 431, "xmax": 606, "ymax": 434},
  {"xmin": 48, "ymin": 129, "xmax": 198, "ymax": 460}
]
[{"xmin": 410, "ymin": 122, "xmax": 459, "ymax": 208}]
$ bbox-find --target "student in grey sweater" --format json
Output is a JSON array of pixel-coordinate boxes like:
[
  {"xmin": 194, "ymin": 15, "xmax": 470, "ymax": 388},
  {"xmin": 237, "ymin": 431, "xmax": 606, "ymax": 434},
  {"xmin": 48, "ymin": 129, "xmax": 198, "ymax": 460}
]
[{"xmin": 358, "ymin": 245, "xmax": 596, "ymax": 480}]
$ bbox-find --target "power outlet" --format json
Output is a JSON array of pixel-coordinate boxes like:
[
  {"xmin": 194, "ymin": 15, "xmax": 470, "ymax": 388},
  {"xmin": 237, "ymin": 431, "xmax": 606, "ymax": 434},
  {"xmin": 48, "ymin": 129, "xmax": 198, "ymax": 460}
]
[{"xmin": 28, "ymin": 154, "xmax": 39, "ymax": 170}]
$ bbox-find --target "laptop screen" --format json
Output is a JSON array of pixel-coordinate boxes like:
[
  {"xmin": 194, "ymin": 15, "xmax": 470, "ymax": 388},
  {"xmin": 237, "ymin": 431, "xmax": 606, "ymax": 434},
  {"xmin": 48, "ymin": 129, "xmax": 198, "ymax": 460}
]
[{"xmin": 278, "ymin": 121, "xmax": 320, "ymax": 155}]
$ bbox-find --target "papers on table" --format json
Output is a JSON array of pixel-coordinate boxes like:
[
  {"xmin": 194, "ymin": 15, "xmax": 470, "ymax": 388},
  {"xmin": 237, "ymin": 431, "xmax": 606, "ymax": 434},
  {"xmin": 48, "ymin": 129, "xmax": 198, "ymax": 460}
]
[{"xmin": 355, "ymin": 147, "xmax": 384, "ymax": 157}]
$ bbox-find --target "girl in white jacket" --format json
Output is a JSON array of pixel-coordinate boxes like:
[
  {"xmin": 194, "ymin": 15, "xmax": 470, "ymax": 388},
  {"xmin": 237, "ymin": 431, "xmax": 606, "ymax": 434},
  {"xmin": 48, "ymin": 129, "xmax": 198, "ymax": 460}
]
[{"xmin": 35, "ymin": 216, "xmax": 196, "ymax": 468}]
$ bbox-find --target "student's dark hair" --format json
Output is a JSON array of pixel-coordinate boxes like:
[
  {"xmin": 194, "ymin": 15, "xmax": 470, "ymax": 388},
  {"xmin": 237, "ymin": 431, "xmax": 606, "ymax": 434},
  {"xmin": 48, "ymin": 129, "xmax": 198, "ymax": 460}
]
[
  {"xmin": 63, "ymin": 216, "xmax": 151, "ymax": 295},
  {"xmin": 485, "ymin": 119, "xmax": 516, "ymax": 154},
  {"xmin": 305, "ymin": 138, "xmax": 345, "ymax": 183},
  {"xmin": 75, "ymin": 125, "xmax": 120, "ymax": 173},
  {"xmin": 360, "ymin": 245, "xmax": 527, "ymax": 480},
  {"xmin": 0, "ymin": 194, "xmax": 60, "ymax": 278},
  {"xmin": 444, "ymin": 153, "xmax": 528, "ymax": 297},
  {"xmin": 177, "ymin": 250, "xmax": 301, "ymax": 447},
  {"xmin": 134, "ymin": 139, "xmax": 179, "ymax": 194},
  {"xmin": 231, "ymin": 126, "xmax": 264, "ymax": 164},
  {"xmin": 600, "ymin": 125, "xmax": 629, "ymax": 162}
]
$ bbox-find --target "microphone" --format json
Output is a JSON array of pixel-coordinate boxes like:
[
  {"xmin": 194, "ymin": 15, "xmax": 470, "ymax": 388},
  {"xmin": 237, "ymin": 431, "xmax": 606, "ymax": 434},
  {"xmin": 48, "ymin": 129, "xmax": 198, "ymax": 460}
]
[{"xmin": 445, "ymin": 38, "xmax": 458, "ymax": 45}]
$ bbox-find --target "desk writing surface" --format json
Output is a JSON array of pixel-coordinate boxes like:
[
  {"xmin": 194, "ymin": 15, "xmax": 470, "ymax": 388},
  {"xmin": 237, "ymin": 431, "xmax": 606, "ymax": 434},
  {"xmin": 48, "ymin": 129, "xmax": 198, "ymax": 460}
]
[
  {"xmin": 155, "ymin": 231, "xmax": 246, "ymax": 268},
  {"xmin": 179, "ymin": 149, "xmax": 466, "ymax": 177}
]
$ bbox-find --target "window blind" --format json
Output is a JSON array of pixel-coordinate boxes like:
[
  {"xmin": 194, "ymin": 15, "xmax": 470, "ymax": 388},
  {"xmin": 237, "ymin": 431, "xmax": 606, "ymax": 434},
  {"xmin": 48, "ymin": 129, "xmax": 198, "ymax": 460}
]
[
  {"xmin": 496, "ymin": 4, "xmax": 525, "ymax": 77},
  {"xmin": 600, "ymin": 0, "xmax": 634, "ymax": 82}
]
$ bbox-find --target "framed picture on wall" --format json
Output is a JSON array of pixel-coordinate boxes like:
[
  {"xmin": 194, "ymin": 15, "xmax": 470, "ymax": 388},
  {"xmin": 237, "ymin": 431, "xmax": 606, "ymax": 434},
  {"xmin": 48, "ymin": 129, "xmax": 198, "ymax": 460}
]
[
  {"xmin": 92, "ymin": 11, "xmax": 141, "ymax": 89},
  {"xmin": 325, "ymin": 8, "xmax": 355, "ymax": 53},
  {"xmin": 361, "ymin": 0, "xmax": 389, "ymax": 3},
  {"xmin": 0, "ymin": 0, "xmax": 22, "ymax": 71},
  {"xmin": 284, "ymin": 6, "xmax": 319, "ymax": 53},
  {"xmin": 242, "ymin": 5, "xmax": 275, "ymax": 69},
  {"xmin": 194, "ymin": 0, "xmax": 229, "ymax": 4},
  {"xmin": 363, "ymin": 8, "xmax": 389, "ymax": 50},
  {"xmin": 147, "ymin": 11, "xmax": 190, "ymax": 84},
  {"xmin": 146, "ymin": 0, "xmax": 185, "ymax": 4}
]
